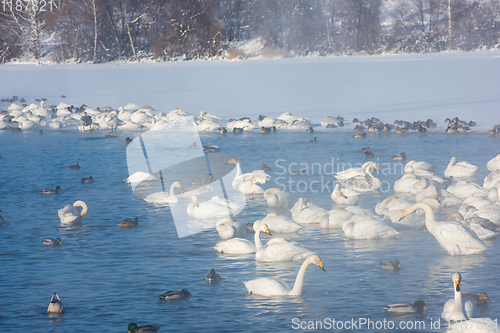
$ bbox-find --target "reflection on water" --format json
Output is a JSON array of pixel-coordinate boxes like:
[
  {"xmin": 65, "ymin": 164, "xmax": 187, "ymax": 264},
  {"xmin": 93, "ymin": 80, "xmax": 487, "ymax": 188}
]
[{"xmin": 0, "ymin": 130, "xmax": 499, "ymax": 332}]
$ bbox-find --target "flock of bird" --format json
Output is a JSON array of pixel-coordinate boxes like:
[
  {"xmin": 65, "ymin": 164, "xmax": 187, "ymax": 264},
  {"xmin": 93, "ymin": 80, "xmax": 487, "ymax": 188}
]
[
  {"xmin": 1, "ymin": 97, "xmax": 498, "ymax": 138},
  {"xmin": 2, "ymin": 98, "xmax": 500, "ymax": 332}
]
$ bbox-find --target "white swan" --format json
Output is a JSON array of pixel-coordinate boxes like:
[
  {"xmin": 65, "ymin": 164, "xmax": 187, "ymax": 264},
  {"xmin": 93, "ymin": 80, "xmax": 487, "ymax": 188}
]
[
  {"xmin": 444, "ymin": 156, "xmax": 479, "ymax": 178},
  {"xmin": 58, "ymin": 200, "xmax": 88, "ymax": 224},
  {"xmin": 195, "ymin": 119, "xmax": 219, "ymax": 132},
  {"xmin": 227, "ymin": 118, "xmax": 256, "ymax": 131},
  {"xmin": 260, "ymin": 213, "xmax": 303, "ymax": 233},
  {"xmin": 404, "ymin": 160, "xmax": 434, "ymax": 173},
  {"xmin": 125, "ymin": 171, "xmax": 158, "ymax": 184},
  {"xmin": 483, "ymin": 170, "xmax": 500, "ymax": 189},
  {"xmin": 401, "ymin": 203, "xmax": 487, "ymax": 255},
  {"xmin": 444, "ymin": 212, "xmax": 498, "ymax": 240},
  {"xmin": 334, "ymin": 161, "xmax": 377, "ymax": 181},
  {"xmin": 394, "ymin": 174, "xmax": 419, "ymax": 193},
  {"xmin": 447, "ymin": 181, "xmax": 488, "ymax": 199},
  {"xmin": 144, "ymin": 181, "xmax": 182, "ymax": 204},
  {"xmin": 290, "ymin": 197, "xmax": 328, "ymax": 224},
  {"xmin": 486, "ymin": 154, "xmax": 500, "ymax": 172},
  {"xmin": 343, "ymin": 216, "xmax": 399, "ymax": 239},
  {"xmin": 320, "ymin": 209, "xmax": 354, "ymax": 228},
  {"xmin": 216, "ymin": 218, "xmax": 246, "ymax": 240},
  {"xmin": 244, "ymin": 254, "xmax": 325, "ymax": 296},
  {"xmin": 187, "ymin": 196, "xmax": 239, "ymax": 219},
  {"xmin": 226, "ymin": 158, "xmax": 270, "ymax": 194},
  {"xmin": 214, "ymin": 222, "xmax": 271, "ymax": 254},
  {"xmin": 442, "ymin": 272, "xmax": 479, "ymax": 321},
  {"xmin": 263, "ymin": 188, "xmax": 297, "ymax": 209},
  {"xmin": 331, "ymin": 183, "xmax": 359, "ymax": 205},
  {"xmin": 345, "ymin": 165, "xmax": 381, "ymax": 193}
]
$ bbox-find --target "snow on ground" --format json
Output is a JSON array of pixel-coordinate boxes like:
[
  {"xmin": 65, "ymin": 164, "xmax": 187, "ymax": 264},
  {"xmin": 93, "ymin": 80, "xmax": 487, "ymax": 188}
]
[{"xmin": 1, "ymin": 50, "xmax": 500, "ymax": 132}]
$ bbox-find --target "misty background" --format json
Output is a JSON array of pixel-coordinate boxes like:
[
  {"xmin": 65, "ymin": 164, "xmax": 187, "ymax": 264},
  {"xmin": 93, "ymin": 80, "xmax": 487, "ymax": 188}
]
[{"xmin": 1, "ymin": 0, "xmax": 499, "ymax": 64}]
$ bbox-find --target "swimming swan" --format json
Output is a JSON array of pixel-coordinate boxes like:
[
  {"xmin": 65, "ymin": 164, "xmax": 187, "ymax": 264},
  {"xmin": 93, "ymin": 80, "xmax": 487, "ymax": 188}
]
[
  {"xmin": 442, "ymin": 272, "xmax": 479, "ymax": 321},
  {"xmin": 290, "ymin": 197, "xmax": 328, "ymax": 224},
  {"xmin": 216, "ymin": 218, "xmax": 246, "ymax": 239},
  {"xmin": 331, "ymin": 183, "xmax": 359, "ymax": 205},
  {"xmin": 187, "ymin": 196, "xmax": 240, "ymax": 219},
  {"xmin": 58, "ymin": 200, "xmax": 88, "ymax": 224},
  {"xmin": 345, "ymin": 164, "xmax": 381, "ymax": 192},
  {"xmin": 444, "ymin": 156, "xmax": 478, "ymax": 178},
  {"xmin": 401, "ymin": 203, "xmax": 487, "ymax": 255},
  {"xmin": 144, "ymin": 181, "xmax": 182, "ymax": 204},
  {"xmin": 263, "ymin": 188, "xmax": 297, "ymax": 209},
  {"xmin": 214, "ymin": 223, "xmax": 271, "ymax": 254},
  {"xmin": 226, "ymin": 158, "xmax": 270, "ymax": 194},
  {"xmin": 260, "ymin": 213, "xmax": 303, "ymax": 233},
  {"xmin": 244, "ymin": 254, "xmax": 325, "ymax": 296},
  {"xmin": 343, "ymin": 216, "xmax": 399, "ymax": 239},
  {"xmin": 334, "ymin": 161, "xmax": 377, "ymax": 181}
]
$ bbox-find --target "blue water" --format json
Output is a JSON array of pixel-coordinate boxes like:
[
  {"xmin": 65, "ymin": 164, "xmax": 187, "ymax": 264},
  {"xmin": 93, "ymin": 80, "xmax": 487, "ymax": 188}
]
[{"xmin": 1, "ymin": 129, "xmax": 499, "ymax": 332}]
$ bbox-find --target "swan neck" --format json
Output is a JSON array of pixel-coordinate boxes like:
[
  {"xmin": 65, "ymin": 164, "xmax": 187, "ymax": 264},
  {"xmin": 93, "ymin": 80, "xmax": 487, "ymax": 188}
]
[
  {"xmin": 254, "ymin": 226, "xmax": 263, "ymax": 250},
  {"xmin": 235, "ymin": 162, "xmax": 242, "ymax": 178},
  {"xmin": 447, "ymin": 157, "xmax": 456, "ymax": 169},
  {"xmin": 170, "ymin": 183, "xmax": 177, "ymax": 197},
  {"xmin": 289, "ymin": 258, "xmax": 312, "ymax": 295},
  {"xmin": 454, "ymin": 286, "xmax": 465, "ymax": 317}
]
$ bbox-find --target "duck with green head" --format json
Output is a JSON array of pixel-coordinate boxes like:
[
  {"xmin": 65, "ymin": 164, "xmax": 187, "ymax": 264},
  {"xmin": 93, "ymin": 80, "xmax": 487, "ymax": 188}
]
[{"xmin": 127, "ymin": 323, "xmax": 160, "ymax": 333}]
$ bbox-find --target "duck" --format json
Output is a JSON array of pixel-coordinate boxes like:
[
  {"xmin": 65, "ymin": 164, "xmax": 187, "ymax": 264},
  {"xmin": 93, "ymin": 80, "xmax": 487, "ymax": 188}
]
[
  {"xmin": 203, "ymin": 145, "xmax": 220, "ymax": 152},
  {"xmin": 442, "ymin": 272, "xmax": 479, "ymax": 321},
  {"xmin": 144, "ymin": 181, "xmax": 182, "ymax": 204},
  {"xmin": 353, "ymin": 133, "xmax": 366, "ymax": 138},
  {"xmin": 260, "ymin": 213, "xmax": 303, "ymax": 233},
  {"xmin": 42, "ymin": 238, "xmax": 62, "ymax": 245},
  {"xmin": 187, "ymin": 196, "xmax": 240, "ymax": 219},
  {"xmin": 218, "ymin": 127, "xmax": 227, "ymax": 136},
  {"xmin": 158, "ymin": 289, "xmax": 191, "ymax": 301},
  {"xmin": 40, "ymin": 186, "xmax": 62, "ymax": 195},
  {"xmin": 290, "ymin": 197, "xmax": 328, "ymax": 224},
  {"xmin": 444, "ymin": 156, "xmax": 479, "ymax": 178},
  {"xmin": 334, "ymin": 161, "xmax": 378, "ymax": 182},
  {"xmin": 378, "ymin": 259, "xmax": 401, "ymax": 271},
  {"xmin": 80, "ymin": 176, "xmax": 94, "ymax": 184},
  {"xmin": 214, "ymin": 222, "xmax": 271, "ymax": 254},
  {"xmin": 67, "ymin": 163, "xmax": 80, "ymax": 170},
  {"xmin": 261, "ymin": 164, "xmax": 272, "ymax": 172},
  {"xmin": 401, "ymin": 203, "xmax": 487, "ymax": 255},
  {"xmin": 263, "ymin": 188, "xmax": 297, "ymax": 210},
  {"xmin": 124, "ymin": 137, "xmax": 133, "ymax": 144},
  {"xmin": 127, "ymin": 323, "xmax": 160, "ymax": 333},
  {"xmin": 47, "ymin": 292, "xmax": 64, "ymax": 313},
  {"xmin": 58, "ymin": 200, "xmax": 88, "ymax": 224},
  {"xmin": 384, "ymin": 300, "xmax": 427, "ymax": 313},
  {"xmin": 206, "ymin": 268, "xmax": 221, "ymax": 284},
  {"xmin": 391, "ymin": 152, "xmax": 406, "ymax": 161},
  {"xmin": 260, "ymin": 127, "xmax": 271, "ymax": 134},
  {"xmin": 216, "ymin": 218, "xmax": 246, "ymax": 240},
  {"xmin": 226, "ymin": 158, "xmax": 270, "ymax": 194},
  {"xmin": 364, "ymin": 151, "xmax": 374, "ymax": 158},
  {"xmin": 244, "ymin": 254, "xmax": 325, "ymax": 296},
  {"xmin": 331, "ymin": 183, "xmax": 359, "ymax": 205},
  {"xmin": 462, "ymin": 292, "xmax": 490, "ymax": 306},
  {"xmin": 306, "ymin": 127, "xmax": 314, "ymax": 134},
  {"xmin": 118, "ymin": 217, "xmax": 139, "ymax": 228},
  {"xmin": 309, "ymin": 137, "xmax": 317, "ymax": 142}
]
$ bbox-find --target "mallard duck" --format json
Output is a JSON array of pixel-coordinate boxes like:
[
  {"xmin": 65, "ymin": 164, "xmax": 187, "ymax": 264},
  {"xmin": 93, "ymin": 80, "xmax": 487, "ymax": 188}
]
[
  {"xmin": 40, "ymin": 186, "xmax": 62, "ymax": 195},
  {"xmin": 462, "ymin": 292, "xmax": 491, "ymax": 306},
  {"xmin": 365, "ymin": 151, "xmax": 374, "ymax": 158},
  {"xmin": 261, "ymin": 127, "xmax": 271, "ymax": 133},
  {"xmin": 392, "ymin": 153, "xmax": 406, "ymax": 161},
  {"xmin": 306, "ymin": 127, "xmax": 314, "ymax": 134},
  {"xmin": 42, "ymin": 238, "xmax": 62, "ymax": 245},
  {"xmin": 361, "ymin": 147, "xmax": 371, "ymax": 152},
  {"xmin": 127, "ymin": 323, "xmax": 160, "ymax": 333},
  {"xmin": 47, "ymin": 292, "xmax": 64, "ymax": 313},
  {"xmin": 118, "ymin": 217, "xmax": 139, "ymax": 228},
  {"xmin": 158, "ymin": 289, "xmax": 191, "ymax": 301},
  {"xmin": 206, "ymin": 268, "xmax": 221, "ymax": 284},
  {"xmin": 67, "ymin": 163, "xmax": 80, "ymax": 170},
  {"xmin": 378, "ymin": 259, "xmax": 401, "ymax": 271},
  {"xmin": 384, "ymin": 300, "xmax": 427, "ymax": 313},
  {"xmin": 80, "ymin": 176, "xmax": 94, "ymax": 184}
]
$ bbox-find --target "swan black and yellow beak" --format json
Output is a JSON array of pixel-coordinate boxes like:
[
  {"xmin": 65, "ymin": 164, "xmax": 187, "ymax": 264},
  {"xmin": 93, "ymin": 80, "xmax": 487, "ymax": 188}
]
[
  {"xmin": 399, "ymin": 211, "xmax": 406, "ymax": 221},
  {"xmin": 455, "ymin": 279, "xmax": 460, "ymax": 292},
  {"xmin": 264, "ymin": 226, "xmax": 272, "ymax": 236},
  {"xmin": 318, "ymin": 260, "xmax": 326, "ymax": 272}
]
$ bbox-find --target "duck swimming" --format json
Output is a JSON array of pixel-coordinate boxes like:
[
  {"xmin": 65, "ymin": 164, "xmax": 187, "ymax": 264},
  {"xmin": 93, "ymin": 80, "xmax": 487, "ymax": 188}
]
[
  {"xmin": 127, "ymin": 323, "xmax": 160, "ymax": 333},
  {"xmin": 40, "ymin": 186, "xmax": 62, "ymax": 195},
  {"xmin": 118, "ymin": 217, "xmax": 139, "ymax": 228},
  {"xmin": 158, "ymin": 289, "xmax": 191, "ymax": 301},
  {"xmin": 47, "ymin": 292, "xmax": 64, "ymax": 313},
  {"xmin": 80, "ymin": 176, "xmax": 94, "ymax": 183},
  {"xmin": 392, "ymin": 152, "xmax": 406, "ymax": 161},
  {"xmin": 378, "ymin": 259, "xmax": 401, "ymax": 271},
  {"xmin": 67, "ymin": 163, "xmax": 80, "ymax": 170},
  {"xmin": 42, "ymin": 238, "xmax": 62, "ymax": 245},
  {"xmin": 384, "ymin": 300, "xmax": 427, "ymax": 313},
  {"xmin": 206, "ymin": 268, "xmax": 221, "ymax": 284},
  {"xmin": 462, "ymin": 292, "xmax": 490, "ymax": 306}
]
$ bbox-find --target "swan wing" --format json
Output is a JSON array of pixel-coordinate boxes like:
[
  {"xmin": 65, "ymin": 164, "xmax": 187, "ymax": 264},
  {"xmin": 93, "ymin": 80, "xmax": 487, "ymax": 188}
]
[
  {"xmin": 434, "ymin": 222, "xmax": 487, "ymax": 255},
  {"xmin": 214, "ymin": 238, "xmax": 256, "ymax": 253},
  {"xmin": 244, "ymin": 277, "xmax": 291, "ymax": 296}
]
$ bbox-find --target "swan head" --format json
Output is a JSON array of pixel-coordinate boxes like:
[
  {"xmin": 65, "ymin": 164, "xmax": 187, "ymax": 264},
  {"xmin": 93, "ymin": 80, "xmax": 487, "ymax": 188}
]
[
  {"xmin": 172, "ymin": 181, "xmax": 182, "ymax": 190},
  {"xmin": 309, "ymin": 254, "xmax": 326, "ymax": 272},
  {"xmin": 226, "ymin": 158, "xmax": 238, "ymax": 165},
  {"xmin": 73, "ymin": 200, "xmax": 88, "ymax": 216},
  {"xmin": 253, "ymin": 220, "xmax": 272, "ymax": 236},
  {"xmin": 452, "ymin": 272, "xmax": 462, "ymax": 292}
]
